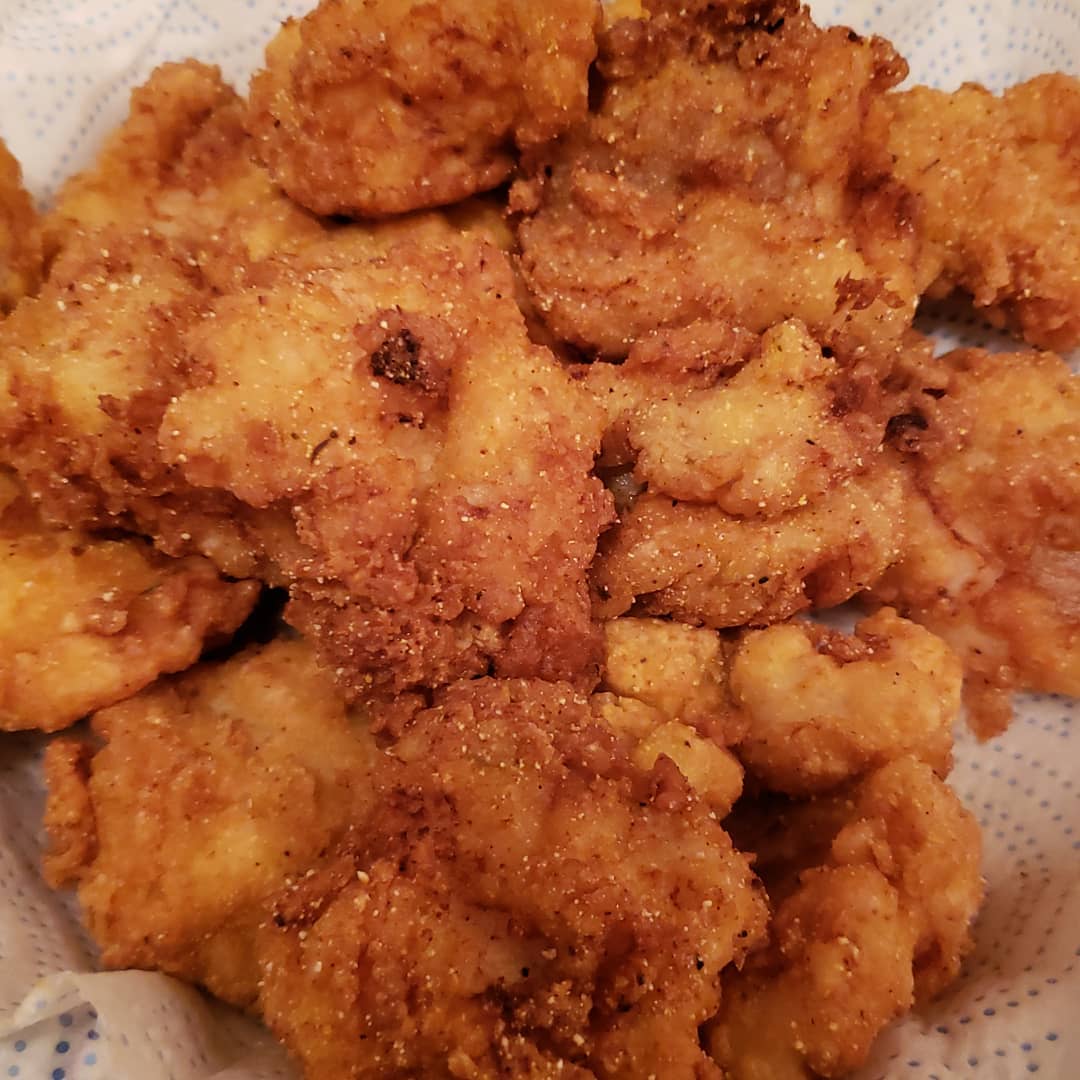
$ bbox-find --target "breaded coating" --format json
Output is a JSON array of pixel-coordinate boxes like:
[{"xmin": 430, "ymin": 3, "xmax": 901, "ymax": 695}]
[
  {"xmin": 593, "ymin": 466, "xmax": 905, "ymax": 628},
  {"xmin": 0, "ymin": 472, "xmax": 257, "ymax": 733},
  {"xmin": 46, "ymin": 61, "xmax": 321, "ymax": 266},
  {"xmin": 885, "ymin": 75, "xmax": 1080, "ymax": 351},
  {"xmin": 248, "ymin": 0, "xmax": 601, "ymax": 217},
  {"xmin": 163, "ymin": 232, "xmax": 611, "ymax": 697},
  {"xmin": 258, "ymin": 677, "xmax": 767, "ymax": 1079},
  {"xmin": 710, "ymin": 758, "xmax": 982, "ymax": 1078},
  {"xmin": 43, "ymin": 639, "xmax": 380, "ymax": 1007},
  {"xmin": 584, "ymin": 319, "xmax": 887, "ymax": 517},
  {"xmin": 1, "ymin": 224, "xmax": 612, "ymax": 700},
  {"xmin": 0, "ymin": 138, "xmax": 41, "ymax": 315},
  {"xmin": 873, "ymin": 348, "xmax": 1080, "ymax": 735},
  {"xmin": 731, "ymin": 608, "xmax": 960, "ymax": 795},
  {"xmin": 516, "ymin": 2, "xmax": 920, "ymax": 358}
]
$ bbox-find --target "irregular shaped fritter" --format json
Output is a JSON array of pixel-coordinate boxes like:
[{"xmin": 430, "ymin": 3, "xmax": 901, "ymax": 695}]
[
  {"xmin": 0, "ymin": 138, "xmax": 41, "ymax": 315},
  {"xmin": 258, "ymin": 677, "xmax": 767, "ymax": 1080},
  {"xmin": 163, "ymin": 232, "xmax": 611, "ymax": 697},
  {"xmin": 0, "ymin": 471, "xmax": 257, "ymax": 732},
  {"xmin": 885, "ymin": 75, "xmax": 1080, "ymax": 351},
  {"xmin": 1, "ymin": 224, "xmax": 612, "ymax": 700},
  {"xmin": 248, "ymin": 0, "xmax": 601, "ymax": 217},
  {"xmin": 593, "ymin": 465, "xmax": 905, "ymax": 628},
  {"xmin": 45, "ymin": 61, "xmax": 321, "ymax": 268},
  {"xmin": 584, "ymin": 319, "xmax": 887, "ymax": 517},
  {"xmin": 711, "ymin": 758, "xmax": 982, "ymax": 1078},
  {"xmin": 43, "ymin": 638, "xmax": 380, "ymax": 1007},
  {"xmin": 731, "ymin": 608, "xmax": 960, "ymax": 795},
  {"xmin": 873, "ymin": 347, "xmax": 1080, "ymax": 736},
  {"xmin": 516, "ymin": 1, "xmax": 920, "ymax": 358}
]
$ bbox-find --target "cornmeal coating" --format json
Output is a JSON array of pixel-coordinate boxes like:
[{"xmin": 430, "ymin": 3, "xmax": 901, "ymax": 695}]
[
  {"xmin": 885, "ymin": 75, "xmax": 1080, "ymax": 351},
  {"xmin": 731, "ymin": 608, "xmax": 960, "ymax": 795},
  {"xmin": 45, "ymin": 61, "xmax": 322, "ymax": 267},
  {"xmin": 594, "ymin": 465, "xmax": 905, "ymax": 628},
  {"xmin": 43, "ymin": 639, "xmax": 380, "ymax": 1007},
  {"xmin": 0, "ymin": 472, "xmax": 257, "ymax": 733},
  {"xmin": 248, "ymin": 0, "xmax": 601, "ymax": 217},
  {"xmin": 873, "ymin": 347, "xmax": 1080, "ymax": 735},
  {"xmin": 1, "ymin": 222, "xmax": 611, "ymax": 700},
  {"xmin": 257, "ymin": 677, "xmax": 766, "ymax": 1080},
  {"xmin": 0, "ymin": 138, "xmax": 41, "ymax": 315},
  {"xmin": 516, "ymin": 1, "xmax": 919, "ymax": 358},
  {"xmin": 711, "ymin": 758, "xmax": 982, "ymax": 1078}
]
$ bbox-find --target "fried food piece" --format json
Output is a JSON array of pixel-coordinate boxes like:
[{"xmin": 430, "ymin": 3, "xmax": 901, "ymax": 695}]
[
  {"xmin": 585, "ymin": 319, "xmax": 887, "ymax": 517},
  {"xmin": 594, "ymin": 465, "xmax": 905, "ymax": 628},
  {"xmin": 248, "ymin": 0, "xmax": 601, "ymax": 217},
  {"xmin": 0, "ymin": 472, "xmax": 257, "ymax": 732},
  {"xmin": 46, "ymin": 61, "xmax": 321, "ymax": 267},
  {"xmin": 258, "ymin": 677, "xmax": 767, "ymax": 1079},
  {"xmin": 1, "ymin": 222, "xmax": 611, "ymax": 699},
  {"xmin": 885, "ymin": 75, "xmax": 1080, "ymax": 350},
  {"xmin": 731, "ymin": 608, "xmax": 960, "ymax": 795},
  {"xmin": 0, "ymin": 138, "xmax": 41, "ymax": 314},
  {"xmin": 516, "ymin": 2, "xmax": 920, "ymax": 358},
  {"xmin": 873, "ymin": 347, "xmax": 1080, "ymax": 736},
  {"xmin": 710, "ymin": 758, "xmax": 982, "ymax": 1078},
  {"xmin": 163, "ymin": 232, "xmax": 611, "ymax": 697},
  {"xmin": 43, "ymin": 638, "xmax": 380, "ymax": 1007}
]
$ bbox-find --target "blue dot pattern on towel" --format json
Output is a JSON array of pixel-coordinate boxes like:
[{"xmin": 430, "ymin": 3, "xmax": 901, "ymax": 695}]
[{"xmin": 0, "ymin": 2, "xmax": 1076, "ymax": 1079}]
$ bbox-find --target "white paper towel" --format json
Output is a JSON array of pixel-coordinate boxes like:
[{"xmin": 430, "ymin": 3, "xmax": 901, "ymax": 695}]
[{"xmin": 0, "ymin": 2, "xmax": 1077, "ymax": 1078}]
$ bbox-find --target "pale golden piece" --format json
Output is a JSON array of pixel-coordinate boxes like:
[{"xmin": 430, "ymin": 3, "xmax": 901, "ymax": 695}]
[
  {"xmin": 731, "ymin": 608, "xmax": 960, "ymax": 795},
  {"xmin": 46, "ymin": 60, "xmax": 321, "ymax": 268},
  {"xmin": 258, "ymin": 677, "xmax": 767, "ymax": 1080},
  {"xmin": 0, "ymin": 472, "xmax": 257, "ymax": 733},
  {"xmin": 710, "ymin": 758, "xmax": 983, "ymax": 1079},
  {"xmin": 516, "ymin": 1, "xmax": 921, "ymax": 358},
  {"xmin": 872, "ymin": 347, "xmax": 1080, "ymax": 735},
  {"xmin": 248, "ymin": 0, "xmax": 601, "ymax": 218},
  {"xmin": 885, "ymin": 75, "xmax": 1080, "ymax": 351},
  {"xmin": 0, "ymin": 138, "xmax": 41, "ymax": 315},
  {"xmin": 43, "ymin": 638, "xmax": 380, "ymax": 1007}
]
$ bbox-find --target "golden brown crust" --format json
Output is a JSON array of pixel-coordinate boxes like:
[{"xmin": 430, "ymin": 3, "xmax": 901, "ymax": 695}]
[
  {"xmin": 259, "ymin": 676, "xmax": 766, "ymax": 1079},
  {"xmin": 0, "ymin": 475, "xmax": 258, "ymax": 733},
  {"xmin": 0, "ymin": 138, "xmax": 42, "ymax": 315},
  {"xmin": 873, "ymin": 347, "xmax": 1080, "ymax": 735},
  {"xmin": 247, "ymin": 0, "xmax": 601, "ymax": 217},
  {"xmin": 710, "ymin": 758, "xmax": 982, "ymax": 1078},
  {"xmin": 885, "ymin": 75, "xmax": 1080, "ymax": 350},
  {"xmin": 516, "ymin": 5, "xmax": 918, "ymax": 358}
]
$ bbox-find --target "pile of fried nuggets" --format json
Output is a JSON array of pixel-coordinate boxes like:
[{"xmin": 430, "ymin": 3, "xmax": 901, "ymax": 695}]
[{"xmin": 0, "ymin": 0, "xmax": 1077, "ymax": 1076}]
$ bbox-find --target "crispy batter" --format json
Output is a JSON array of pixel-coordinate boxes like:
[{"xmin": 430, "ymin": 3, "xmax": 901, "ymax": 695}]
[
  {"xmin": 593, "ymin": 465, "xmax": 905, "ymax": 628},
  {"xmin": 584, "ymin": 319, "xmax": 887, "ymax": 517},
  {"xmin": 0, "ymin": 138, "xmax": 41, "ymax": 315},
  {"xmin": 885, "ymin": 75, "xmax": 1080, "ymax": 350},
  {"xmin": 43, "ymin": 639, "xmax": 380, "ymax": 1007},
  {"xmin": 45, "ymin": 61, "xmax": 322, "ymax": 267},
  {"xmin": 711, "ymin": 758, "xmax": 982, "ymax": 1078},
  {"xmin": 873, "ymin": 347, "xmax": 1080, "ymax": 735},
  {"xmin": 516, "ymin": 2, "xmax": 920, "ymax": 358},
  {"xmin": 258, "ymin": 677, "xmax": 766, "ymax": 1079},
  {"xmin": 731, "ymin": 608, "xmax": 960, "ymax": 795},
  {"xmin": 248, "ymin": 0, "xmax": 600, "ymax": 217},
  {"xmin": 0, "ymin": 471, "xmax": 257, "ymax": 732},
  {"xmin": 1, "ymin": 223, "xmax": 612, "ymax": 700}
]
